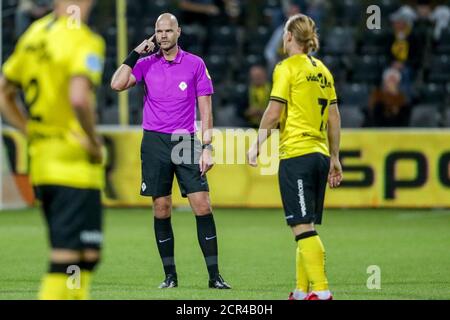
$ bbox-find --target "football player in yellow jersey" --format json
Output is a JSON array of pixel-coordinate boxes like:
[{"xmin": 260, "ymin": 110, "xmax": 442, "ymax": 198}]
[
  {"xmin": 0, "ymin": 0, "xmax": 105, "ymax": 300},
  {"xmin": 247, "ymin": 14, "xmax": 343, "ymax": 300}
]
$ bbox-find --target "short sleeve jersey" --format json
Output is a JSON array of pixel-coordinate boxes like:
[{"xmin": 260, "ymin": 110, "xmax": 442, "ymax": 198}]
[
  {"xmin": 270, "ymin": 54, "xmax": 337, "ymax": 160},
  {"xmin": 2, "ymin": 14, "xmax": 106, "ymax": 189},
  {"xmin": 132, "ymin": 48, "xmax": 214, "ymax": 134}
]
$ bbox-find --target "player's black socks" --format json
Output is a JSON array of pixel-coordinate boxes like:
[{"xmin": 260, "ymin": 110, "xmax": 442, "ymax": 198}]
[
  {"xmin": 79, "ymin": 260, "xmax": 100, "ymax": 272},
  {"xmin": 154, "ymin": 217, "xmax": 176, "ymax": 277},
  {"xmin": 196, "ymin": 214, "xmax": 219, "ymax": 279}
]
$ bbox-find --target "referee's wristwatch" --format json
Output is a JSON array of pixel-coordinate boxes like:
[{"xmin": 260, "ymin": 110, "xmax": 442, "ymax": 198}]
[{"xmin": 202, "ymin": 143, "xmax": 214, "ymax": 152}]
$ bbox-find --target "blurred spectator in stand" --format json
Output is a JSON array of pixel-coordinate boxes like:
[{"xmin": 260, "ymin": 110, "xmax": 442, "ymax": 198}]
[
  {"xmin": 365, "ymin": 68, "xmax": 411, "ymax": 127},
  {"xmin": 292, "ymin": 0, "xmax": 325, "ymax": 30},
  {"xmin": 179, "ymin": 0, "xmax": 221, "ymax": 24},
  {"xmin": 245, "ymin": 65, "xmax": 272, "ymax": 127},
  {"xmin": 264, "ymin": 0, "xmax": 290, "ymax": 30},
  {"xmin": 387, "ymin": 5, "xmax": 422, "ymax": 101},
  {"xmin": 430, "ymin": 5, "xmax": 450, "ymax": 41},
  {"xmin": 15, "ymin": 0, "xmax": 52, "ymax": 38},
  {"xmin": 415, "ymin": 0, "xmax": 433, "ymax": 34},
  {"xmin": 244, "ymin": 0, "xmax": 268, "ymax": 29},
  {"xmin": 178, "ymin": 0, "xmax": 241, "ymax": 54},
  {"xmin": 179, "ymin": 0, "xmax": 240, "ymax": 26},
  {"xmin": 264, "ymin": 3, "xmax": 301, "ymax": 72}
]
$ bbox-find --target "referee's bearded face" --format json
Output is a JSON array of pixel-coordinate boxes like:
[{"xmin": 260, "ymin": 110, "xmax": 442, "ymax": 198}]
[{"xmin": 155, "ymin": 18, "xmax": 181, "ymax": 51}]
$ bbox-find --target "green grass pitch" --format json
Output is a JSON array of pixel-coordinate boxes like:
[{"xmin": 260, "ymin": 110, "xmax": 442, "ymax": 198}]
[{"xmin": 0, "ymin": 208, "xmax": 449, "ymax": 300}]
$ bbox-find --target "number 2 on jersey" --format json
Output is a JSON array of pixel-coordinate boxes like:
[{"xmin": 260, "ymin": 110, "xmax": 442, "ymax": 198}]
[{"xmin": 25, "ymin": 78, "xmax": 40, "ymax": 110}]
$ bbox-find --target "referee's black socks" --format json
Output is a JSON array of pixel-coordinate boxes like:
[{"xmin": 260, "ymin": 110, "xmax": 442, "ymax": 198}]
[
  {"xmin": 154, "ymin": 217, "xmax": 177, "ymax": 277},
  {"xmin": 196, "ymin": 214, "xmax": 219, "ymax": 279}
]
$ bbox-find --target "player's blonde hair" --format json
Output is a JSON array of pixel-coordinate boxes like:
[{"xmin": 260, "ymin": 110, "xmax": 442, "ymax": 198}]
[{"xmin": 285, "ymin": 14, "xmax": 319, "ymax": 54}]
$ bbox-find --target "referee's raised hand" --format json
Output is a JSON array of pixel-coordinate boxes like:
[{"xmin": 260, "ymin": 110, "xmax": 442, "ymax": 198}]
[
  {"xmin": 112, "ymin": 36, "xmax": 156, "ymax": 92},
  {"xmin": 135, "ymin": 35, "xmax": 156, "ymax": 55}
]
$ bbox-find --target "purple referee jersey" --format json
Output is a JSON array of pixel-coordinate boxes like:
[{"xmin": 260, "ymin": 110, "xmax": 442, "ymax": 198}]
[{"xmin": 132, "ymin": 47, "xmax": 214, "ymax": 134}]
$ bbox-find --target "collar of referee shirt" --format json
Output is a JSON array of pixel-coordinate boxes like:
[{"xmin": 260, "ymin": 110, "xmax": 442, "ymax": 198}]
[{"xmin": 155, "ymin": 46, "xmax": 185, "ymax": 64}]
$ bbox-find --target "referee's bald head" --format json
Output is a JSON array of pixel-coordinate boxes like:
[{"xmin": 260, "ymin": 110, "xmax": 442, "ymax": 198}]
[
  {"xmin": 155, "ymin": 13, "xmax": 181, "ymax": 52},
  {"xmin": 156, "ymin": 13, "xmax": 179, "ymax": 29}
]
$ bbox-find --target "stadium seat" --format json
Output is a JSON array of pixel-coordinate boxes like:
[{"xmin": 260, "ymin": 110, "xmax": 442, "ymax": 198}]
[
  {"xmin": 103, "ymin": 57, "xmax": 116, "ymax": 85},
  {"xmin": 434, "ymin": 28, "xmax": 450, "ymax": 54},
  {"xmin": 126, "ymin": 2, "xmax": 143, "ymax": 20},
  {"xmin": 131, "ymin": 0, "xmax": 173, "ymax": 28},
  {"xmin": 128, "ymin": 86, "xmax": 144, "ymax": 125},
  {"xmin": 208, "ymin": 26, "xmax": 239, "ymax": 55},
  {"xmin": 378, "ymin": 0, "xmax": 401, "ymax": 16},
  {"xmin": 2, "ymin": 45, "xmax": 14, "ymax": 61},
  {"xmin": 234, "ymin": 54, "xmax": 266, "ymax": 83},
  {"xmin": 214, "ymin": 105, "xmax": 246, "ymax": 127},
  {"xmin": 185, "ymin": 44, "xmax": 203, "ymax": 56},
  {"xmin": 419, "ymin": 83, "xmax": 446, "ymax": 105},
  {"xmin": 443, "ymin": 108, "xmax": 450, "ymax": 127},
  {"xmin": 320, "ymin": 55, "xmax": 340, "ymax": 72},
  {"xmin": 322, "ymin": 27, "xmax": 356, "ymax": 55},
  {"xmin": 2, "ymin": 0, "xmax": 18, "ymax": 9},
  {"xmin": 219, "ymin": 83, "xmax": 248, "ymax": 111},
  {"xmin": 214, "ymin": 82, "xmax": 249, "ymax": 126},
  {"xmin": 143, "ymin": 0, "xmax": 171, "ymax": 16},
  {"xmin": 128, "ymin": 86, "xmax": 144, "ymax": 111},
  {"xmin": 231, "ymin": 83, "xmax": 248, "ymax": 105},
  {"xmin": 333, "ymin": 0, "xmax": 364, "ymax": 26},
  {"xmin": 409, "ymin": 104, "xmax": 441, "ymax": 127},
  {"xmin": 179, "ymin": 25, "xmax": 205, "ymax": 49},
  {"xmin": 100, "ymin": 107, "xmax": 119, "ymax": 125},
  {"xmin": 426, "ymin": 55, "xmax": 450, "ymax": 83},
  {"xmin": 338, "ymin": 83, "xmax": 370, "ymax": 107},
  {"xmin": 104, "ymin": 26, "xmax": 117, "ymax": 51},
  {"xmin": 204, "ymin": 55, "xmax": 229, "ymax": 84},
  {"xmin": 447, "ymin": 82, "xmax": 450, "ymax": 98},
  {"xmin": 321, "ymin": 55, "xmax": 346, "ymax": 81},
  {"xmin": 350, "ymin": 55, "xmax": 382, "ymax": 84},
  {"xmin": 359, "ymin": 29, "xmax": 389, "ymax": 55},
  {"xmin": 246, "ymin": 26, "xmax": 272, "ymax": 54},
  {"xmin": 339, "ymin": 106, "xmax": 365, "ymax": 128}
]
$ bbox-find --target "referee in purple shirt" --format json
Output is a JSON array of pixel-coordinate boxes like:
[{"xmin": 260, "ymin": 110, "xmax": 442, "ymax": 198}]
[{"xmin": 111, "ymin": 13, "xmax": 230, "ymax": 289}]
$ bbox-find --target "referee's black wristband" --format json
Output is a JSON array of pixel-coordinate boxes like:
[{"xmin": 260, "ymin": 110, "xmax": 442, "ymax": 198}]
[{"xmin": 123, "ymin": 51, "xmax": 140, "ymax": 68}]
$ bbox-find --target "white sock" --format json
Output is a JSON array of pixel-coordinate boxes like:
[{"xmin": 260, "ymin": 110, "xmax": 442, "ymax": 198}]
[
  {"xmin": 314, "ymin": 290, "xmax": 332, "ymax": 300},
  {"xmin": 293, "ymin": 289, "xmax": 308, "ymax": 300}
]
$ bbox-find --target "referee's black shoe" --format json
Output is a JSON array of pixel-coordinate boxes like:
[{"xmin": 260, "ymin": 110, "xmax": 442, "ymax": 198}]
[
  {"xmin": 209, "ymin": 274, "xmax": 231, "ymax": 289},
  {"xmin": 158, "ymin": 274, "xmax": 178, "ymax": 289}
]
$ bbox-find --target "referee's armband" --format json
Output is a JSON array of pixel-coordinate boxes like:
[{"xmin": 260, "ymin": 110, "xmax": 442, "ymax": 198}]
[{"xmin": 123, "ymin": 51, "xmax": 140, "ymax": 68}]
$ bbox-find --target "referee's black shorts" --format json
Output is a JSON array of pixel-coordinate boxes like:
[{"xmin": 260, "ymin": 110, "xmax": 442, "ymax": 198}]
[
  {"xmin": 34, "ymin": 185, "xmax": 103, "ymax": 250},
  {"xmin": 278, "ymin": 152, "xmax": 330, "ymax": 226},
  {"xmin": 140, "ymin": 130, "xmax": 209, "ymax": 198}
]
